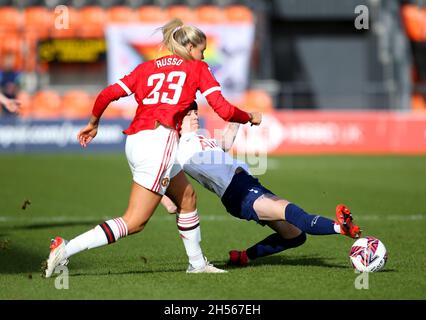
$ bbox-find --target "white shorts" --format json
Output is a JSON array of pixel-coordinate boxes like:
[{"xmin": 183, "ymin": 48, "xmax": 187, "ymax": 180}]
[{"xmin": 125, "ymin": 125, "xmax": 181, "ymax": 195}]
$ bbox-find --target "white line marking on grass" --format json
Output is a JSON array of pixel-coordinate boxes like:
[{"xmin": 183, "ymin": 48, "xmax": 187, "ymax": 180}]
[
  {"xmin": 0, "ymin": 214, "xmax": 423, "ymax": 222},
  {"xmin": 357, "ymin": 214, "xmax": 424, "ymax": 221}
]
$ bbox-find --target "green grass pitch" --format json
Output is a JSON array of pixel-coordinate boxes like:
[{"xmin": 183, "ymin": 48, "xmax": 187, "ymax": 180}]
[{"xmin": 0, "ymin": 154, "xmax": 425, "ymax": 299}]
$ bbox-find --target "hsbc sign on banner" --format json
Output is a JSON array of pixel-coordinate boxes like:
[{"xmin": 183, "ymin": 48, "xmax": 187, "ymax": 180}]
[
  {"xmin": 2, "ymin": 111, "xmax": 425, "ymax": 153},
  {"xmin": 205, "ymin": 111, "xmax": 426, "ymax": 154},
  {"xmin": 105, "ymin": 23, "xmax": 255, "ymax": 107}
]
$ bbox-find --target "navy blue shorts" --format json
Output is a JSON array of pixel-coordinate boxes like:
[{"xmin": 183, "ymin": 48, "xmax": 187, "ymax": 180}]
[{"xmin": 221, "ymin": 170, "xmax": 276, "ymax": 225}]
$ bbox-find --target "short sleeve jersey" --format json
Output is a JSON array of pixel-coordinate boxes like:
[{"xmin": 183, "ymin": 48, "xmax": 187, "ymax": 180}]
[{"xmin": 117, "ymin": 55, "xmax": 221, "ymax": 135}]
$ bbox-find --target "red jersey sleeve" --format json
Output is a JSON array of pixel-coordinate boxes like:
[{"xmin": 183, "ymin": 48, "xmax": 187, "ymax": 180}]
[
  {"xmin": 92, "ymin": 83, "xmax": 128, "ymax": 118},
  {"xmin": 116, "ymin": 64, "xmax": 144, "ymax": 96},
  {"xmin": 198, "ymin": 62, "xmax": 251, "ymax": 124}
]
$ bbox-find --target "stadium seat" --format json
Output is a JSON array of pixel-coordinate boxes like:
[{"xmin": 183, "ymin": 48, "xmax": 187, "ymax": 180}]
[
  {"xmin": 412, "ymin": 94, "xmax": 426, "ymax": 111},
  {"xmin": 50, "ymin": 7, "xmax": 81, "ymax": 38},
  {"xmin": 16, "ymin": 91, "xmax": 33, "ymax": 119},
  {"xmin": 138, "ymin": 5, "xmax": 170, "ymax": 23},
  {"xmin": 0, "ymin": 7, "xmax": 23, "ymax": 34},
  {"xmin": 61, "ymin": 90, "xmax": 93, "ymax": 119},
  {"xmin": 23, "ymin": 6, "xmax": 53, "ymax": 39},
  {"xmin": 31, "ymin": 90, "xmax": 63, "ymax": 119},
  {"xmin": 195, "ymin": 5, "xmax": 226, "ymax": 23},
  {"xmin": 224, "ymin": 5, "xmax": 254, "ymax": 23},
  {"xmin": 401, "ymin": 4, "xmax": 426, "ymax": 42},
  {"xmin": 79, "ymin": 6, "xmax": 107, "ymax": 38},
  {"xmin": 166, "ymin": 5, "xmax": 198, "ymax": 23},
  {"xmin": 240, "ymin": 89, "xmax": 273, "ymax": 112},
  {"xmin": 0, "ymin": 34, "xmax": 24, "ymax": 71},
  {"xmin": 424, "ymin": 6, "xmax": 426, "ymax": 38},
  {"xmin": 107, "ymin": 6, "xmax": 139, "ymax": 23},
  {"xmin": 22, "ymin": 7, "xmax": 52, "ymax": 71}
]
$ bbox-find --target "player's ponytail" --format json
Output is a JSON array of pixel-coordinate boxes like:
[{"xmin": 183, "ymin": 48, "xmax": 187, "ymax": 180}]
[{"xmin": 161, "ymin": 18, "xmax": 206, "ymax": 60}]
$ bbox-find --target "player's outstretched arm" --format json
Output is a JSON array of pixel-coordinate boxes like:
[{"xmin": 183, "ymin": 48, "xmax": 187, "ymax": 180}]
[
  {"xmin": 218, "ymin": 123, "xmax": 240, "ymax": 152},
  {"xmin": 218, "ymin": 112, "xmax": 262, "ymax": 151},
  {"xmin": 160, "ymin": 195, "xmax": 178, "ymax": 214}
]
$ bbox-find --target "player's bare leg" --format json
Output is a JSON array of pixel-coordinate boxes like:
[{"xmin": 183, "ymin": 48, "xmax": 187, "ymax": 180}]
[
  {"xmin": 166, "ymin": 171, "xmax": 226, "ymax": 273},
  {"xmin": 122, "ymin": 182, "xmax": 162, "ymax": 234},
  {"xmin": 44, "ymin": 182, "xmax": 160, "ymax": 278},
  {"xmin": 166, "ymin": 170, "xmax": 197, "ymax": 213},
  {"xmin": 253, "ymin": 194, "xmax": 290, "ymax": 221}
]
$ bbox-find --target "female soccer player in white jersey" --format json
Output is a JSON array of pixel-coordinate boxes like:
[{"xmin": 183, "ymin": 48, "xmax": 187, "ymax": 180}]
[
  {"xmin": 161, "ymin": 105, "xmax": 362, "ymax": 267},
  {"xmin": 43, "ymin": 18, "xmax": 262, "ymax": 277}
]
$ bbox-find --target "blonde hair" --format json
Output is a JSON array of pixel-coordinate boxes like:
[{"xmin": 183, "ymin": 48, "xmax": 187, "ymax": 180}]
[{"xmin": 161, "ymin": 18, "xmax": 206, "ymax": 60}]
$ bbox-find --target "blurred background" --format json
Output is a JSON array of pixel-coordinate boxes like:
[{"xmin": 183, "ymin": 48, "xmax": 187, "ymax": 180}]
[{"xmin": 0, "ymin": 0, "xmax": 425, "ymax": 153}]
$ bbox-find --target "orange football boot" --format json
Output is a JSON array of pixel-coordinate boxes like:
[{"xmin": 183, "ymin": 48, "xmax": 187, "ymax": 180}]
[{"xmin": 335, "ymin": 204, "xmax": 362, "ymax": 239}]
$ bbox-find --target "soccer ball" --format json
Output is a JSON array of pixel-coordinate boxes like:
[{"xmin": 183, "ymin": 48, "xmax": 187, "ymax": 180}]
[{"xmin": 349, "ymin": 236, "xmax": 388, "ymax": 272}]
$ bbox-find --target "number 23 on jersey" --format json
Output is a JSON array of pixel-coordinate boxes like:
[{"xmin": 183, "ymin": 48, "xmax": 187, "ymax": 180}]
[{"xmin": 143, "ymin": 71, "xmax": 187, "ymax": 105}]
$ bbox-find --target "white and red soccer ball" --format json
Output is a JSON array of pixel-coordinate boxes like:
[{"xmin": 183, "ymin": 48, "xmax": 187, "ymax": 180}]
[{"xmin": 349, "ymin": 236, "xmax": 388, "ymax": 272}]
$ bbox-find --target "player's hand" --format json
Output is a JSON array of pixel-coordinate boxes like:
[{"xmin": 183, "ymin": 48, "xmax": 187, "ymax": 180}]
[
  {"xmin": 249, "ymin": 112, "xmax": 262, "ymax": 126},
  {"xmin": 77, "ymin": 121, "xmax": 98, "ymax": 148},
  {"xmin": 3, "ymin": 99, "xmax": 21, "ymax": 113}
]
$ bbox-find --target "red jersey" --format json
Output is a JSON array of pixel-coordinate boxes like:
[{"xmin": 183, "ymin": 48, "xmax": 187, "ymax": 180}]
[{"xmin": 92, "ymin": 54, "xmax": 251, "ymax": 134}]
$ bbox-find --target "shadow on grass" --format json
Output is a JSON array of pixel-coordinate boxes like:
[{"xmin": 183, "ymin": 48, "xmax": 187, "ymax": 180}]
[
  {"xmin": 68, "ymin": 255, "xmax": 348, "ymax": 278},
  {"xmin": 220, "ymin": 255, "xmax": 398, "ymax": 273},
  {"xmin": 69, "ymin": 266, "xmax": 189, "ymax": 277},
  {"xmin": 0, "ymin": 220, "xmax": 99, "ymax": 274},
  {"xmin": 0, "ymin": 245, "xmax": 49, "ymax": 274},
  {"xmin": 220, "ymin": 254, "xmax": 349, "ymax": 269},
  {"xmin": 371, "ymin": 268, "xmax": 397, "ymax": 273},
  {"xmin": 3, "ymin": 220, "xmax": 101, "ymax": 231}
]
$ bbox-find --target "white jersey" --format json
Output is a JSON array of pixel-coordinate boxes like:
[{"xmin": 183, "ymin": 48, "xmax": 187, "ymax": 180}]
[{"xmin": 177, "ymin": 131, "xmax": 250, "ymax": 198}]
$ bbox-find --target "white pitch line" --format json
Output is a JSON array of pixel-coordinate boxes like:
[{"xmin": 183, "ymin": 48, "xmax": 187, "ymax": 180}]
[
  {"xmin": 357, "ymin": 214, "xmax": 424, "ymax": 221},
  {"xmin": 0, "ymin": 214, "xmax": 424, "ymax": 222},
  {"xmin": 0, "ymin": 215, "xmax": 235, "ymax": 223}
]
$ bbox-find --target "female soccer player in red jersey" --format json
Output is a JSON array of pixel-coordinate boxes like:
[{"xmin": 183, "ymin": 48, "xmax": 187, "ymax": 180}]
[{"xmin": 43, "ymin": 18, "xmax": 261, "ymax": 277}]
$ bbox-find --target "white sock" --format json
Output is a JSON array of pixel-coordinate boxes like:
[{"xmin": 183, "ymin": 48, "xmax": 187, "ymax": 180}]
[
  {"xmin": 176, "ymin": 210, "xmax": 206, "ymax": 269},
  {"xmin": 333, "ymin": 223, "xmax": 341, "ymax": 234},
  {"xmin": 65, "ymin": 217, "xmax": 128, "ymax": 259}
]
